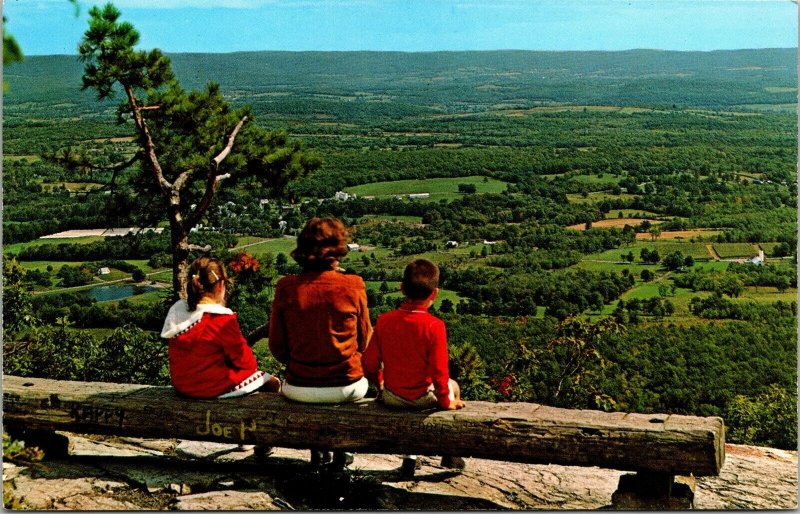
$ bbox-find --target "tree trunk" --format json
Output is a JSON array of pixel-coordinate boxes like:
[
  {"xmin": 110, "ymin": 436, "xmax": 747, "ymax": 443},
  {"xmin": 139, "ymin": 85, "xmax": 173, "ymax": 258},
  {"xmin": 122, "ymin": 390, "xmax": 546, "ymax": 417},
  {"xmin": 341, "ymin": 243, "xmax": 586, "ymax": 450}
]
[{"xmin": 170, "ymin": 219, "xmax": 190, "ymax": 300}]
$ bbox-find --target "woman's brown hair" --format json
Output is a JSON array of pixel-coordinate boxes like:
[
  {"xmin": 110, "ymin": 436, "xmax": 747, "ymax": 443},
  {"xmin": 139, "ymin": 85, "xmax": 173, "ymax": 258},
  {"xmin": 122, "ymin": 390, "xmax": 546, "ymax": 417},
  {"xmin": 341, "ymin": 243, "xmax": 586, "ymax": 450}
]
[
  {"xmin": 186, "ymin": 256, "xmax": 232, "ymax": 310},
  {"xmin": 290, "ymin": 217, "xmax": 349, "ymax": 271}
]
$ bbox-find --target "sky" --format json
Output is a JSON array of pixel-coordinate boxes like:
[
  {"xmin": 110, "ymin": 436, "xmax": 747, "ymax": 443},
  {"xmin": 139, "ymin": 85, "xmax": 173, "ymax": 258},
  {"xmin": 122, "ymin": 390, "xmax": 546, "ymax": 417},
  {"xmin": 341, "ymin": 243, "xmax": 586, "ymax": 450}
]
[{"xmin": 3, "ymin": 0, "xmax": 798, "ymax": 55}]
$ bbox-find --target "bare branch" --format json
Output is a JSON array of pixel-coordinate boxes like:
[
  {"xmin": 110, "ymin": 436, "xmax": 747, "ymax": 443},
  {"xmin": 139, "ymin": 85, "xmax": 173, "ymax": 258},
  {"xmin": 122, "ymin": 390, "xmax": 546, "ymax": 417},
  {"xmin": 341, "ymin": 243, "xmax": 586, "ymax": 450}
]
[
  {"xmin": 138, "ymin": 105, "xmax": 162, "ymax": 111},
  {"xmin": 95, "ymin": 152, "xmax": 141, "ymax": 172},
  {"xmin": 124, "ymin": 86, "xmax": 172, "ymax": 195},
  {"xmin": 246, "ymin": 323, "xmax": 270, "ymax": 347},
  {"xmin": 173, "ymin": 169, "xmax": 197, "ymax": 191},
  {"xmin": 186, "ymin": 244, "xmax": 212, "ymax": 253},
  {"xmin": 185, "ymin": 117, "xmax": 249, "ymax": 229},
  {"xmin": 212, "ymin": 116, "xmax": 248, "ymax": 168}
]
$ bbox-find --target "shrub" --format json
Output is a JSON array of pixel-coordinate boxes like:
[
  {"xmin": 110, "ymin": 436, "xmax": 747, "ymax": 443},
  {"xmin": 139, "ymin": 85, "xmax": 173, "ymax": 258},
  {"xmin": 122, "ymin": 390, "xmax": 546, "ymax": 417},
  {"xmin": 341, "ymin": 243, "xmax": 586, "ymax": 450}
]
[{"xmin": 726, "ymin": 385, "xmax": 797, "ymax": 450}]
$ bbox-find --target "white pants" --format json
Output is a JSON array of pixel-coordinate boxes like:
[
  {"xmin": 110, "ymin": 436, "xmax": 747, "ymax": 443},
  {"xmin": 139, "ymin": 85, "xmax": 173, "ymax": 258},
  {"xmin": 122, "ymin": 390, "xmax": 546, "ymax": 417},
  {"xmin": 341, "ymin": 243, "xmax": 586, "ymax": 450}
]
[{"xmin": 281, "ymin": 377, "xmax": 369, "ymax": 404}]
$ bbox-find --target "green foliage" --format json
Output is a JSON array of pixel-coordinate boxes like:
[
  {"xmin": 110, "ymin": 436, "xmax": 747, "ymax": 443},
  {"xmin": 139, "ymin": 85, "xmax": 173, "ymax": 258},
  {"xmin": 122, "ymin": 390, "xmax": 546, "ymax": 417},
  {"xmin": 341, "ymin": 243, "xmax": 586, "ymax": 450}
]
[
  {"xmin": 226, "ymin": 252, "xmax": 277, "ymax": 336},
  {"xmin": 448, "ymin": 342, "xmax": 496, "ymax": 401},
  {"xmin": 3, "ymin": 259, "xmax": 41, "ymax": 338},
  {"xmin": 3, "ymin": 324, "xmax": 169, "ymax": 385},
  {"xmin": 726, "ymin": 385, "xmax": 797, "ymax": 450},
  {"xmin": 2, "ymin": 431, "xmax": 44, "ymax": 464},
  {"xmin": 2, "ymin": 431, "xmax": 43, "ymax": 509}
]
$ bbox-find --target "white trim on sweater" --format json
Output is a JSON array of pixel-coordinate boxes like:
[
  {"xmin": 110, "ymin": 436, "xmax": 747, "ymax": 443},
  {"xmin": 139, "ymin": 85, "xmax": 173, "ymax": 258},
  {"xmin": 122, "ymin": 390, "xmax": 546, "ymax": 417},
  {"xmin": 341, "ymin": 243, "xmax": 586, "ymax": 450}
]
[{"xmin": 160, "ymin": 300, "xmax": 233, "ymax": 339}]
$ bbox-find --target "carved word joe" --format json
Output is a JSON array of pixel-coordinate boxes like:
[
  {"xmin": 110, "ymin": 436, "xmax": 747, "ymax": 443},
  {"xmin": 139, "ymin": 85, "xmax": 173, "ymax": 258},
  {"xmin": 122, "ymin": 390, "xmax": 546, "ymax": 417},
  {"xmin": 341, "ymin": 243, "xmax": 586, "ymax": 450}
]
[{"xmin": 196, "ymin": 410, "xmax": 256, "ymax": 441}]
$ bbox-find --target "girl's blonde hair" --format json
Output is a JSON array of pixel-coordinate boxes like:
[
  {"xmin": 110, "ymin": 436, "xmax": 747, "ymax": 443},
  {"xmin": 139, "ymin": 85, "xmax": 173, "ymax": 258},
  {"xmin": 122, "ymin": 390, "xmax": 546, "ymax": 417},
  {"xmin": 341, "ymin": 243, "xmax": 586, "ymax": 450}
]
[{"xmin": 186, "ymin": 257, "xmax": 232, "ymax": 310}]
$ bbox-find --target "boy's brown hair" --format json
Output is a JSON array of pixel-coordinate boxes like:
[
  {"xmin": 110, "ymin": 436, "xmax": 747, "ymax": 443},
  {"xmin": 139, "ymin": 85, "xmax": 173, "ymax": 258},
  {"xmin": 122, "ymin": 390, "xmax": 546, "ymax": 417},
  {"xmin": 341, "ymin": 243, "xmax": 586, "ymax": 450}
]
[{"xmin": 402, "ymin": 258, "xmax": 439, "ymax": 300}]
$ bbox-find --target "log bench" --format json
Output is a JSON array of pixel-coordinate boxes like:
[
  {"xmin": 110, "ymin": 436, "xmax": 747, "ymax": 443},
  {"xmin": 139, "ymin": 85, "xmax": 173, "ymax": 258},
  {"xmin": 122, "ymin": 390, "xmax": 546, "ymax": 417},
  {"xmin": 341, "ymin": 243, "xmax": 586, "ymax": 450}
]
[{"xmin": 3, "ymin": 375, "xmax": 725, "ymax": 509}]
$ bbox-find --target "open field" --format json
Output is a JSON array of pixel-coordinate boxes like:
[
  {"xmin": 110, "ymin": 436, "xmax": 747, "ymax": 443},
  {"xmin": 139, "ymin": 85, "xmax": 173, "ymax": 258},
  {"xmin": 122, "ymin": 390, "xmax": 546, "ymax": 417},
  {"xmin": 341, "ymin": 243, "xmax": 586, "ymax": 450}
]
[
  {"xmin": 578, "ymin": 241, "xmax": 713, "ymax": 264},
  {"xmin": 343, "ymin": 175, "xmax": 508, "ymax": 199},
  {"xmin": 239, "ymin": 237, "xmax": 297, "ymax": 257},
  {"xmin": 604, "ymin": 209, "xmax": 661, "ymax": 219},
  {"xmin": 360, "ymin": 214, "xmax": 424, "ymax": 224},
  {"xmin": 635, "ymin": 229, "xmax": 722, "ymax": 240},
  {"xmin": 3, "ymin": 154, "xmax": 42, "ymax": 162},
  {"xmin": 739, "ymin": 287, "xmax": 797, "ymax": 303},
  {"xmin": 568, "ymin": 218, "xmax": 658, "ymax": 230},
  {"xmin": 5, "ymin": 236, "xmax": 106, "ymax": 255},
  {"xmin": 233, "ymin": 236, "xmax": 273, "ymax": 247},
  {"xmin": 713, "ymin": 243, "xmax": 759, "ymax": 259},
  {"xmin": 566, "ymin": 192, "xmax": 637, "ymax": 204}
]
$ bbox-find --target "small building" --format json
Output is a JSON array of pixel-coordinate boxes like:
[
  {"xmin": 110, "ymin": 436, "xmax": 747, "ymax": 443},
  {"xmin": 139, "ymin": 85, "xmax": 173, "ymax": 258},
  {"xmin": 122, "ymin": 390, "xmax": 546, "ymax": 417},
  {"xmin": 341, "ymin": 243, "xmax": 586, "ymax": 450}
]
[
  {"xmin": 409, "ymin": 193, "xmax": 430, "ymax": 200},
  {"xmin": 749, "ymin": 250, "xmax": 765, "ymax": 266},
  {"xmin": 446, "ymin": 241, "xmax": 459, "ymax": 248},
  {"xmin": 347, "ymin": 243, "xmax": 360, "ymax": 252},
  {"xmin": 98, "ymin": 267, "xmax": 111, "ymax": 275},
  {"xmin": 334, "ymin": 191, "xmax": 351, "ymax": 201},
  {"xmin": 483, "ymin": 240, "xmax": 497, "ymax": 246}
]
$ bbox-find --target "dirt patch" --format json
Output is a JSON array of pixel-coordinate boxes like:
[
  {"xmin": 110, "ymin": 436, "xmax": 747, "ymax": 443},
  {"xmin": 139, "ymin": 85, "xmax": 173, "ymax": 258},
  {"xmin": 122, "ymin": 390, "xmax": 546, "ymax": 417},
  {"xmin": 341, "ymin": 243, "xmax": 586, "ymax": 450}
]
[
  {"xmin": 568, "ymin": 218, "xmax": 658, "ymax": 230},
  {"xmin": 633, "ymin": 230, "xmax": 722, "ymax": 240},
  {"xmin": 707, "ymin": 244, "xmax": 722, "ymax": 260}
]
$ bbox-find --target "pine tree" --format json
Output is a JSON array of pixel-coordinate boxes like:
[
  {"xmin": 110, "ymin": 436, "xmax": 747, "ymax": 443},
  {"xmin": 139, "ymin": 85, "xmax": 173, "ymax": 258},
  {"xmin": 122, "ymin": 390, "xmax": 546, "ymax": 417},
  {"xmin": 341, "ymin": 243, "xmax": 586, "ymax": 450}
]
[{"xmin": 77, "ymin": 3, "xmax": 319, "ymax": 297}]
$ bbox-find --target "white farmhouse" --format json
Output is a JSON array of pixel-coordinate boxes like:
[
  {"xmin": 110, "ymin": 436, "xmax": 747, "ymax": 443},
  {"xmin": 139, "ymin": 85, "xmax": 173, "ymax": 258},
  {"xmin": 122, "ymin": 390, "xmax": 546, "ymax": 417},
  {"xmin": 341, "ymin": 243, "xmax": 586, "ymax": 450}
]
[
  {"xmin": 408, "ymin": 193, "xmax": 430, "ymax": 200},
  {"xmin": 347, "ymin": 243, "xmax": 361, "ymax": 251},
  {"xmin": 749, "ymin": 249, "xmax": 765, "ymax": 266},
  {"xmin": 98, "ymin": 267, "xmax": 111, "ymax": 275},
  {"xmin": 334, "ymin": 191, "xmax": 351, "ymax": 201}
]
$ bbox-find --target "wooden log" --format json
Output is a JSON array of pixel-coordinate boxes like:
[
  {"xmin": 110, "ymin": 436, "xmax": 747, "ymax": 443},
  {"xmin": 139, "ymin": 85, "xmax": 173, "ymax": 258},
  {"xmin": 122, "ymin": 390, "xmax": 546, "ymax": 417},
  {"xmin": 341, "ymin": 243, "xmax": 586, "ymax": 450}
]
[{"xmin": 2, "ymin": 375, "xmax": 725, "ymax": 476}]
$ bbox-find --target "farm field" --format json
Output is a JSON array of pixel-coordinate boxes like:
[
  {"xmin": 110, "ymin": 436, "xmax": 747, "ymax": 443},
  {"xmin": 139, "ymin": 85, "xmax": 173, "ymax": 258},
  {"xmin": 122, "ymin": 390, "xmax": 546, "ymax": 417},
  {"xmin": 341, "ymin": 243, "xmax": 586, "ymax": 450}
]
[
  {"xmin": 604, "ymin": 209, "xmax": 661, "ymax": 219},
  {"xmin": 713, "ymin": 243, "xmax": 760, "ymax": 259},
  {"xmin": 566, "ymin": 192, "xmax": 637, "ymax": 204},
  {"xmin": 343, "ymin": 175, "xmax": 508, "ymax": 199},
  {"xmin": 5, "ymin": 236, "xmax": 105, "ymax": 255},
  {"xmin": 634, "ymin": 229, "xmax": 722, "ymax": 240},
  {"xmin": 578, "ymin": 241, "xmax": 713, "ymax": 263},
  {"xmin": 239, "ymin": 237, "xmax": 297, "ymax": 257},
  {"xmin": 360, "ymin": 214, "xmax": 424, "ymax": 224},
  {"xmin": 568, "ymin": 218, "xmax": 659, "ymax": 230}
]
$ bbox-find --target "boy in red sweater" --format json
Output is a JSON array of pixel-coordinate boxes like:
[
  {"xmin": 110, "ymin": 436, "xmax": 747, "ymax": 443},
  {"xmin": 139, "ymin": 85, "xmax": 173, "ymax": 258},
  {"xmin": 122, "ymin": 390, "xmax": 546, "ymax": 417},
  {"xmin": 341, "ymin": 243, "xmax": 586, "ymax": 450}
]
[{"xmin": 362, "ymin": 258, "xmax": 465, "ymax": 476}]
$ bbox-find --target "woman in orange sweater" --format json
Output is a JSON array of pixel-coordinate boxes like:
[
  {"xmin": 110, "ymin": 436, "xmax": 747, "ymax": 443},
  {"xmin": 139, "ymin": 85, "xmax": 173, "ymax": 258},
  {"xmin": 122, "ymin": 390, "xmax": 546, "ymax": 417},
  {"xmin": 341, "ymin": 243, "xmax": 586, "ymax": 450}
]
[{"xmin": 269, "ymin": 217, "xmax": 372, "ymax": 466}]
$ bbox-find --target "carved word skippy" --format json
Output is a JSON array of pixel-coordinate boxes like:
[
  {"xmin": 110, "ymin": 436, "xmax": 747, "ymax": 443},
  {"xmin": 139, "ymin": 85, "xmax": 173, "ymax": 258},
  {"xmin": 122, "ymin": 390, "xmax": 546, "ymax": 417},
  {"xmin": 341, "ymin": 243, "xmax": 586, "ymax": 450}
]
[
  {"xmin": 68, "ymin": 403, "xmax": 125, "ymax": 428},
  {"xmin": 196, "ymin": 410, "xmax": 256, "ymax": 441}
]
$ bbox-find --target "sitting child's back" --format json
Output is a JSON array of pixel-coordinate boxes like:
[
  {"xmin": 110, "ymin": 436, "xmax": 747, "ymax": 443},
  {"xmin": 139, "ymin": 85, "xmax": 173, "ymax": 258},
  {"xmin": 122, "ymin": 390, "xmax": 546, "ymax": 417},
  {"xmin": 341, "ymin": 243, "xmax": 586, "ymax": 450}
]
[{"xmin": 363, "ymin": 258, "xmax": 464, "ymax": 411}]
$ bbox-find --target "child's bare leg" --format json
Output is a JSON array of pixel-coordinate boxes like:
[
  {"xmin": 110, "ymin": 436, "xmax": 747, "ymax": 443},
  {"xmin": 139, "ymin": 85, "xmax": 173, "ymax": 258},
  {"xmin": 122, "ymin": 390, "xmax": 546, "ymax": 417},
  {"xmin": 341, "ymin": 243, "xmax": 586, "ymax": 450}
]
[
  {"xmin": 450, "ymin": 379, "xmax": 461, "ymax": 402},
  {"xmin": 440, "ymin": 379, "xmax": 466, "ymax": 469}
]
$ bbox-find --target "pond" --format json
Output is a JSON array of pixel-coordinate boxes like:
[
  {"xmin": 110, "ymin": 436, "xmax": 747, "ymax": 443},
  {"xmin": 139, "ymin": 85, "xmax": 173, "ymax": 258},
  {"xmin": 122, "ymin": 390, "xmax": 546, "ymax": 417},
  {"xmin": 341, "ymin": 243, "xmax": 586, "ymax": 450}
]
[{"xmin": 85, "ymin": 284, "xmax": 161, "ymax": 302}]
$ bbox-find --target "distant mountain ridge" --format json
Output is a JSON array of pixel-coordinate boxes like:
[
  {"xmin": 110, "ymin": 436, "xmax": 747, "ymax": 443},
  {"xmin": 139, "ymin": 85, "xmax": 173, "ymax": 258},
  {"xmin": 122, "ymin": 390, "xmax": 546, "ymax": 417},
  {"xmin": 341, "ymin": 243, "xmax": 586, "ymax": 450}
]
[{"xmin": 5, "ymin": 48, "xmax": 797, "ymax": 118}]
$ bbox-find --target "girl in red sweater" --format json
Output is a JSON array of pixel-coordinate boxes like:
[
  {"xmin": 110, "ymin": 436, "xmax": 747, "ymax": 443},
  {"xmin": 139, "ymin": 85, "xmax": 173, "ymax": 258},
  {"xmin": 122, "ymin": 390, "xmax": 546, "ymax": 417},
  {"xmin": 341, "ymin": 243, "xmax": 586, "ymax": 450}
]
[{"xmin": 161, "ymin": 257, "xmax": 280, "ymax": 399}]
